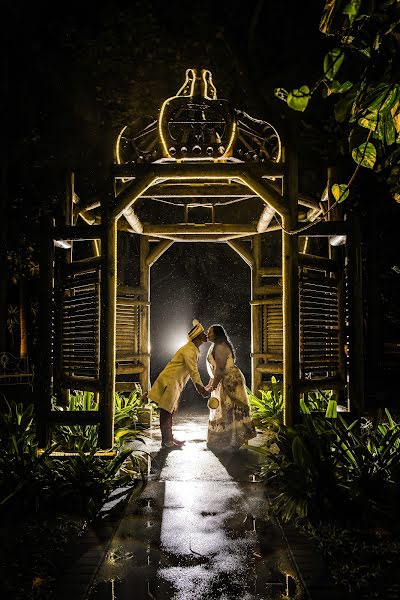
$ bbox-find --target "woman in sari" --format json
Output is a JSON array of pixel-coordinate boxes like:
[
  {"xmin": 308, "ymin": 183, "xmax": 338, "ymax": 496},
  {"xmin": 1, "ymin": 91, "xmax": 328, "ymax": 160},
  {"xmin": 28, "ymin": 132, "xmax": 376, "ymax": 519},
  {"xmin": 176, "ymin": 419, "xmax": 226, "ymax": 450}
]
[{"xmin": 206, "ymin": 324, "xmax": 256, "ymax": 450}]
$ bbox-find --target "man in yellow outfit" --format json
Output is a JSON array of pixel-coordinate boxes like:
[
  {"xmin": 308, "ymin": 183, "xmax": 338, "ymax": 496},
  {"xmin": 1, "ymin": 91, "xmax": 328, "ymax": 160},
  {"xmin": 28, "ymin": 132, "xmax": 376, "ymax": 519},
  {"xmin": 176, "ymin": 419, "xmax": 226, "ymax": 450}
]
[{"xmin": 149, "ymin": 320, "xmax": 209, "ymax": 448}]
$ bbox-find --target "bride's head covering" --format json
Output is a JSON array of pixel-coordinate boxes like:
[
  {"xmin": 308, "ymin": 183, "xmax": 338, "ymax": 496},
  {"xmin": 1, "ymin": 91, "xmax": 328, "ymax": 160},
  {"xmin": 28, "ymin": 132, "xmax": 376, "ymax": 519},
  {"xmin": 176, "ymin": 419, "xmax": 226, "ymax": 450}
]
[{"xmin": 188, "ymin": 319, "xmax": 204, "ymax": 341}]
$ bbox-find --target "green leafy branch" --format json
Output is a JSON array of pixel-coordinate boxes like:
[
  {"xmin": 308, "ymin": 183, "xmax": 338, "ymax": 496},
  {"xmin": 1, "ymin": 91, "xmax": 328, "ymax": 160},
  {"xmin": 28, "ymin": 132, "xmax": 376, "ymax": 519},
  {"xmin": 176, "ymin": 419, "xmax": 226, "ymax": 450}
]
[{"xmin": 274, "ymin": 0, "xmax": 400, "ymax": 202}]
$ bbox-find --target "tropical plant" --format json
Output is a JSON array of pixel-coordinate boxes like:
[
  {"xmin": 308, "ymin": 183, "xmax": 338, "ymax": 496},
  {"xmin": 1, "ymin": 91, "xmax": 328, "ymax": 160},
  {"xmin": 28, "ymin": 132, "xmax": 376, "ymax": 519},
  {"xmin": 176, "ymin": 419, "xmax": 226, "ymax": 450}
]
[
  {"xmin": 248, "ymin": 381, "xmax": 337, "ymax": 426},
  {"xmin": 248, "ymin": 377, "xmax": 283, "ymax": 426},
  {"xmin": 0, "ymin": 397, "xmax": 148, "ymax": 517},
  {"xmin": 257, "ymin": 415, "xmax": 342, "ymax": 521},
  {"xmin": 0, "ymin": 398, "xmax": 58, "ymax": 510},
  {"xmin": 300, "ymin": 393, "xmax": 338, "ymax": 418},
  {"xmin": 257, "ymin": 409, "xmax": 400, "ymax": 523},
  {"xmin": 275, "ymin": 0, "xmax": 400, "ymax": 203},
  {"xmin": 329, "ymin": 410, "xmax": 400, "ymax": 516},
  {"xmin": 301, "ymin": 389, "xmax": 335, "ymax": 412},
  {"xmin": 49, "ymin": 447, "xmax": 143, "ymax": 518},
  {"xmin": 51, "ymin": 388, "xmax": 149, "ymax": 450},
  {"xmin": 51, "ymin": 391, "xmax": 100, "ymax": 452}
]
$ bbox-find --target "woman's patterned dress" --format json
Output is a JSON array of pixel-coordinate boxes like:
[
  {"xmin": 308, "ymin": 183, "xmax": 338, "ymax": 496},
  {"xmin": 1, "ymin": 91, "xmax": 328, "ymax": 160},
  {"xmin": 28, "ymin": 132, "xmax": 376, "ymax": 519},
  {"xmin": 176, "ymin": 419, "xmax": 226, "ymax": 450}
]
[{"xmin": 207, "ymin": 345, "xmax": 256, "ymax": 450}]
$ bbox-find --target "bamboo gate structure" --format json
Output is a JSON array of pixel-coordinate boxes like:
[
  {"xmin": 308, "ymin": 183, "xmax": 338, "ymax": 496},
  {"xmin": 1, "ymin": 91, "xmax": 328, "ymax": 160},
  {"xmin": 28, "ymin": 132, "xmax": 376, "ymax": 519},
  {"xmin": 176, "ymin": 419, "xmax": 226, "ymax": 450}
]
[{"xmin": 37, "ymin": 70, "xmax": 364, "ymax": 448}]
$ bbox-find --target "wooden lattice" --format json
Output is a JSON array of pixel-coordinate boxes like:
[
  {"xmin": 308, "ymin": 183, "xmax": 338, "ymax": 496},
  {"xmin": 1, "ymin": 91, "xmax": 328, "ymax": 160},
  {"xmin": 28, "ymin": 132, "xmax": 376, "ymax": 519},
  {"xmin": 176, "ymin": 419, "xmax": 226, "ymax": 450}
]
[
  {"xmin": 262, "ymin": 303, "xmax": 283, "ymax": 356},
  {"xmin": 61, "ymin": 270, "xmax": 100, "ymax": 379},
  {"xmin": 116, "ymin": 297, "xmax": 141, "ymax": 362},
  {"xmin": 299, "ymin": 269, "xmax": 340, "ymax": 379}
]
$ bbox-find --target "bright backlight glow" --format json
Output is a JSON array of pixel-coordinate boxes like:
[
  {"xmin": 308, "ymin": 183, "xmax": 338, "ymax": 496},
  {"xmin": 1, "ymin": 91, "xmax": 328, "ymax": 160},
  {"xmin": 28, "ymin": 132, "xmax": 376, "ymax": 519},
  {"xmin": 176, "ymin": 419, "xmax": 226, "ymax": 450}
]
[{"xmin": 170, "ymin": 332, "xmax": 189, "ymax": 353}]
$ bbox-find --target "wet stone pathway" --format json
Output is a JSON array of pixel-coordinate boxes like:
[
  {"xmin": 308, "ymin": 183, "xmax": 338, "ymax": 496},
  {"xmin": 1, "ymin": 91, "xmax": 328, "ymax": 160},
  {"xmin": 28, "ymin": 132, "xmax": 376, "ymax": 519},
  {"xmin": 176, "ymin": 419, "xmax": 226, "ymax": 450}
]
[{"xmin": 58, "ymin": 403, "xmax": 342, "ymax": 600}]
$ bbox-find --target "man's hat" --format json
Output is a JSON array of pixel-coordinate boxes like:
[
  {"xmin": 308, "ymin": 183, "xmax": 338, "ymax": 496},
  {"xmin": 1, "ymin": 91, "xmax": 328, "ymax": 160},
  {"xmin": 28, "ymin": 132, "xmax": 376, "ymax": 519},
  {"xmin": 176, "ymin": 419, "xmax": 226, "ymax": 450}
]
[{"xmin": 188, "ymin": 319, "xmax": 205, "ymax": 341}]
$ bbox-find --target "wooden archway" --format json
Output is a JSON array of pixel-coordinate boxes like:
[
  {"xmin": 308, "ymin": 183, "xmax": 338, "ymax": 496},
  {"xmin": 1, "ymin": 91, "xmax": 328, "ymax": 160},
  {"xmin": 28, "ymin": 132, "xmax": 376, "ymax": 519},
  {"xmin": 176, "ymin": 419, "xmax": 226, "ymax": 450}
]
[{"xmin": 37, "ymin": 70, "xmax": 362, "ymax": 448}]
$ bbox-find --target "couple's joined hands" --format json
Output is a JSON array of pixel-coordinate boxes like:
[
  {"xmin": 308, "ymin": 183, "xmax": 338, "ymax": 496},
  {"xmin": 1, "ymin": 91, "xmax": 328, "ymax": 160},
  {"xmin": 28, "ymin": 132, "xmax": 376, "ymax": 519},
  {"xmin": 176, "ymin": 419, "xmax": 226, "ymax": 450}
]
[
  {"xmin": 205, "ymin": 378, "xmax": 214, "ymax": 393},
  {"xmin": 196, "ymin": 384, "xmax": 211, "ymax": 398}
]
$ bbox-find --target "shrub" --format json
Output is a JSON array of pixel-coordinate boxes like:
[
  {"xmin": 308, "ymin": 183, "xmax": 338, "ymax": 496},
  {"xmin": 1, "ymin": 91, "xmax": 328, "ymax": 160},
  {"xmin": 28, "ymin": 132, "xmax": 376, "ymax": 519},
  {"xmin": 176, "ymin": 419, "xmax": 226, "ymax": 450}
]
[
  {"xmin": 257, "ymin": 410, "xmax": 400, "ymax": 524},
  {"xmin": 248, "ymin": 377, "xmax": 283, "ymax": 427}
]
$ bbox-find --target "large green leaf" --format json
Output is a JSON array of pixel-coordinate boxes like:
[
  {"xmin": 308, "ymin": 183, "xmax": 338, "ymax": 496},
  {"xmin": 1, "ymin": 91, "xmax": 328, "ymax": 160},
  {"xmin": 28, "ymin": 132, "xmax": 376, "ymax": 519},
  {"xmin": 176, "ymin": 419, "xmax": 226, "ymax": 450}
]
[
  {"xmin": 324, "ymin": 80, "xmax": 353, "ymax": 97},
  {"xmin": 379, "ymin": 115, "xmax": 396, "ymax": 145},
  {"xmin": 324, "ymin": 48, "xmax": 344, "ymax": 81},
  {"xmin": 336, "ymin": 81, "xmax": 353, "ymax": 94},
  {"xmin": 300, "ymin": 398, "xmax": 311, "ymax": 414},
  {"xmin": 351, "ymin": 141, "xmax": 377, "ymax": 168},
  {"xmin": 366, "ymin": 83, "xmax": 400, "ymax": 114},
  {"xmin": 325, "ymin": 399, "xmax": 337, "ymax": 419},
  {"xmin": 287, "ymin": 86, "xmax": 310, "ymax": 112},
  {"xmin": 358, "ymin": 112, "xmax": 378, "ymax": 131},
  {"xmin": 332, "ymin": 183, "xmax": 349, "ymax": 203}
]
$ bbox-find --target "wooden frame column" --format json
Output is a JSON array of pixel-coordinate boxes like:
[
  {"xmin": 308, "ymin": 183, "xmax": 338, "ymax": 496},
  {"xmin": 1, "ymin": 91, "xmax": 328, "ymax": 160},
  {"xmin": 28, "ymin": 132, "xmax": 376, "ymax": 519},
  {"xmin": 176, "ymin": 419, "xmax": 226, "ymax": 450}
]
[
  {"xmin": 251, "ymin": 235, "xmax": 262, "ymax": 393},
  {"xmin": 139, "ymin": 236, "xmax": 150, "ymax": 392},
  {"xmin": 282, "ymin": 140, "xmax": 300, "ymax": 426},
  {"xmin": 99, "ymin": 188, "xmax": 117, "ymax": 448}
]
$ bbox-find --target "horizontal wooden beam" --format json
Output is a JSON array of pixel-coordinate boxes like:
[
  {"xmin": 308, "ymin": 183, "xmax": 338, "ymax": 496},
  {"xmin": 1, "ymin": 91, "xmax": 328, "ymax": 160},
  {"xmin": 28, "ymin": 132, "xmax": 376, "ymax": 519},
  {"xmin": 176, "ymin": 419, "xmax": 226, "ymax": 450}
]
[
  {"xmin": 251, "ymin": 352, "xmax": 283, "ymax": 360},
  {"xmin": 117, "ymin": 285, "xmax": 146, "ymax": 296},
  {"xmin": 112, "ymin": 160, "xmax": 285, "ymax": 180},
  {"xmin": 115, "ymin": 381, "xmax": 143, "ymax": 392},
  {"xmin": 259, "ymin": 266, "xmax": 281, "ymax": 277},
  {"xmin": 141, "ymin": 182, "xmax": 255, "ymax": 198},
  {"xmin": 143, "ymin": 223, "xmax": 258, "ymax": 235},
  {"xmin": 250, "ymin": 298, "xmax": 282, "ymax": 306},
  {"xmin": 141, "ymin": 233, "xmax": 253, "ymax": 242},
  {"xmin": 116, "ymin": 297, "xmax": 150, "ymax": 306},
  {"xmin": 115, "ymin": 363, "xmax": 145, "ymax": 374},
  {"xmin": 256, "ymin": 363, "xmax": 283, "ymax": 374},
  {"xmin": 112, "ymin": 162, "xmax": 289, "ymax": 220},
  {"xmin": 254, "ymin": 285, "xmax": 282, "ymax": 296}
]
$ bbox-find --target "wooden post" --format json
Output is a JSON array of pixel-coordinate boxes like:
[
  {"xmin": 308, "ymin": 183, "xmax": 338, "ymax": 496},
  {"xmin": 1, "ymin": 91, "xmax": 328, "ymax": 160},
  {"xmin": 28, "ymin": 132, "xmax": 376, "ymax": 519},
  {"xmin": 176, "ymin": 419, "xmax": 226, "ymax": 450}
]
[
  {"xmin": 140, "ymin": 236, "xmax": 150, "ymax": 393},
  {"xmin": 251, "ymin": 235, "xmax": 262, "ymax": 394},
  {"xmin": 282, "ymin": 137, "xmax": 300, "ymax": 426},
  {"xmin": 37, "ymin": 216, "xmax": 55, "ymax": 447},
  {"xmin": 347, "ymin": 217, "xmax": 365, "ymax": 416},
  {"xmin": 99, "ymin": 195, "xmax": 117, "ymax": 449}
]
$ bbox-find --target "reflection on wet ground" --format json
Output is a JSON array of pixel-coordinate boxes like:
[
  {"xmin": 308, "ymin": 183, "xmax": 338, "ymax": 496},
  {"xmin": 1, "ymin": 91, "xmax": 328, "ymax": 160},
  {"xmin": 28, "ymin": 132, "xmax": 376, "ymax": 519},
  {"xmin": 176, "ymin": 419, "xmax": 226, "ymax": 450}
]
[{"xmin": 87, "ymin": 405, "xmax": 305, "ymax": 600}]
